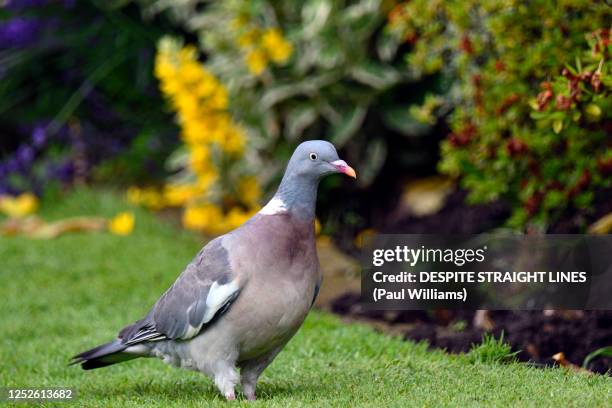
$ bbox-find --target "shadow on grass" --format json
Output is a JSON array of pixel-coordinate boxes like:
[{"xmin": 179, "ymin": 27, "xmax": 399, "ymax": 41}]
[{"xmin": 82, "ymin": 368, "xmax": 348, "ymax": 402}]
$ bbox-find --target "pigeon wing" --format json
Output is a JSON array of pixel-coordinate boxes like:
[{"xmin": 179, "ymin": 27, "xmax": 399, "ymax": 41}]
[{"xmin": 119, "ymin": 237, "xmax": 240, "ymax": 345}]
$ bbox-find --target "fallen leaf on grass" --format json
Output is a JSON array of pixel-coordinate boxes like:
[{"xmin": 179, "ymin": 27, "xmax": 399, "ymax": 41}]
[
  {"xmin": 1, "ymin": 216, "xmax": 107, "ymax": 238},
  {"xmin": 552, "ymin": 352, "xmax": 592, "ymax": 375},
  {"xmin": 400, "ymin": 177, "xmax": 455, "ymax": 217},
  {"xmin": 588, "ymin": 212, "xmax": 612, "ymax": 234}
]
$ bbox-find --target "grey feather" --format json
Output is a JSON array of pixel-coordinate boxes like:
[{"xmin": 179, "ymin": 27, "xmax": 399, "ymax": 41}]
[{"xmin": 119, "ymin": 237, "xmax": 238, "ymax": 343}]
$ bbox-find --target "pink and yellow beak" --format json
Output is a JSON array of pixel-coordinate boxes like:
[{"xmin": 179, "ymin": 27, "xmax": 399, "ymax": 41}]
[{"xmin": 331, "ymin": 159, "xmax": 357, "ymax": 179}]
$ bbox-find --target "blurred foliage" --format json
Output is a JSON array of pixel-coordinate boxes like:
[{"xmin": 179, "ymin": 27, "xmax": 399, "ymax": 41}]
[
  {"xmin": 135, "ymin": 0, "xmax": 440, "ymax": 186},
  {"xmin": 128, "ymin": 38, "xmax": 260, "ymax": 235},
  {"xmin": 0, "ymin": 0, "xmax": 178, "ymax": 195},
  {"xmin": 129, "ymin": 0, "xmax": 449, "ymax": 235},
  {"xmin": 388, "ymin": 1, "xmax": 611, "ymax": 230},
  {"xmin": 4, "ymin": 0, "xmax": 608, "ymax": 234}
]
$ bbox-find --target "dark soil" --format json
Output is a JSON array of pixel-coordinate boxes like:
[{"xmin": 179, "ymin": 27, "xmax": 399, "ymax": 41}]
[
  {"xmin": 384, "ymin": 190, "xmax": 511, "ymax": 234},
  {"xmin": 380, "ymin": 187, "xmax": 612, "ymax": 235},
  {"xmin": 331, "ymin": 292, "xmax": 612, "ymax": 375},
  {"xmin": 326, "ymin": 187, "xmax": 612, "ymax": 374}
]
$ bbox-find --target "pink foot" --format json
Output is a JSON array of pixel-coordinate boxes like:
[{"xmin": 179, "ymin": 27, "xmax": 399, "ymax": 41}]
[{"xmin": 225, "ymin": 391, "xmax": 236, "ymax": 401}]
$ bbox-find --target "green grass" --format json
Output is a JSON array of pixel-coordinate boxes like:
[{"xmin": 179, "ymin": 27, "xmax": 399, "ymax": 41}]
[
  {"xmin": 466, "ymin": 332, "xmax": 519, "ymax": 365},
  {"xmin": 1, "ymin": 188, "xmax": 610, "ymax": 407}
]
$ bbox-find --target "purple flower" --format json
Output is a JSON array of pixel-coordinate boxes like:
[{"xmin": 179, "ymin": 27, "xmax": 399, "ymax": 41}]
[
  {"xmin": 46, "ymin": 160, "xmax": 74, "ymax": 183},
  {"xmin": 57, "ymin": 161, "xmax": 75, "ymax": 182},
  {"xmin": 16, "ymin": 145, "xmax": 34, "ymax": 164},
  {"xmin": 6, "ymin": 0, "xmax": 75, "ymax": 10},
  {"xmin": 0, "ymin": 17, "xmax": 41, "ymax": 48},
  {"xmin": 6, "ymin": 0, "xmax": 50, "ymax": 10},
  {"xmin": 32, "ymin": 125, "xmax": 47, "ymax": 147},
  {"xmin": 5, "ymin": 158, "xmax": 19, "ymax": 173}
]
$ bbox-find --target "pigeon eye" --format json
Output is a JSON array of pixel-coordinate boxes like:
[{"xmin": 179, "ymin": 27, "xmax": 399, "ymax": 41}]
[{"xmin": 309, "ymin": 153, "xmax": 318, "ymax": 161}]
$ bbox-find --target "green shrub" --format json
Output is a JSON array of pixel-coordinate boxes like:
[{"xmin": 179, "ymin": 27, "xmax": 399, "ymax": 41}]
[
  {"xmin": 135, "ymin": 0, "xmax": 429, "ymax": 189},
  {"xmin": 388, "ymin": 1, "xmax": 611, "ymax": 230},
  {"xmin": 0, "ymin": 1, "xmax": 179, "ymax": 193}
]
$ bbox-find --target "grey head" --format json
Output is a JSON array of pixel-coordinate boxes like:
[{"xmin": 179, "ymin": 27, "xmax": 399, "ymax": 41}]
[{"xmin": 266, "ymin": 140, "xmax": 356, "ymax": 220}]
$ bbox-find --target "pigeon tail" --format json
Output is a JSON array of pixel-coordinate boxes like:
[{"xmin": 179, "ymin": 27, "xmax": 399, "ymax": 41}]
[{"xmin": 70, "ymin": 339, "xmax": 140, "ymax": 370}]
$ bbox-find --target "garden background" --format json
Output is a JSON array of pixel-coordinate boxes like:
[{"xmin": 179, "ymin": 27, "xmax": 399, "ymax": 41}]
[{"xmin": 0, "ymin": 0, "xmax": 611, "ymax": 405}]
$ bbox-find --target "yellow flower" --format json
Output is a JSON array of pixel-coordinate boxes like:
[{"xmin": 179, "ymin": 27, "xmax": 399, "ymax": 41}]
[
  {"xmin": 237, "ymin": 176, "xmax": 261, "ymax": 207},
  {"xmin": 225, "ymin": 207, "xmax": 256, "ymax": 229},
  {"xmin": 193, "ymin": 168, "xmax": 218, "ymax": 191},
  {"xmin": 182, "ymin": 121, "xmax": 210, "ymax": 145},
  {"xmin": 209, "ymin": 87, "xmax": 229, "ymax": 110},
  {"xmin": 231, "ymin": 15, "xmax": 249, "ymax": 31},
  {"xmin": 126, "ymin": 187, "xmax": 165, "ymax": 210},
  {"xmin": 354, "ymin": 228, "xmax": 377, "ymax": 249},
  {"xmin": 154, "ymin": 58, "xmax": 176, "ymax": 80},
  {"xmin": 126, "ymin": 186, "xmax": 142, "ymax": 205},
  {"xmin": 175, "ymin": 93, "xmax": 201, "ymax": 120},
  {"xmin": 178, "ymin": 45, "xmax": 198, "ymax": 64},
  {"xmin": 0, "ymin": 193, "xmax": 39, "ymax": 218},
  {"xmin": 154, "ymin": 38, "xmax": 257, "ymax": 235},
  {"xmin": 221, "ymin": 126, "xmax": 246, "ymax": 156},
  {"xmin": 180, "ymin": 61, "xmax": 206, "ymax": 84},
  {"xmin": 108, "ymin": 212, "xmax": 135, "ymax": 236},
  {"xmin": 182, "ymin": 204, "xmax": 222, "ymax": 233},
  {"xmin": 160, "ymin": 77, "xmax": 183, "ymax": 96},
  {"xmin": 237, "ymin": 28, "xmax": 260, "ymax": 48},
  {"xmin": 261, "ymin": 28, "xmax": 293, "ymax": 64},
  {"xmin": 314, "ymin": 218, "xmax": 322, "ymax": 236},
  {"xmin": 194, "ymin": 76, "xmax": 217, "ymax": 98},
  {"xmin": 189, "ymin": 144, "xmax": 211, "ymax": 173},
  {"xmin": 246, "ymin": 49, "xmax": 267, "ymax": 75},
  {"xmin": 163, "ymin": 183, "xmax": 203, "ymax": 207}
]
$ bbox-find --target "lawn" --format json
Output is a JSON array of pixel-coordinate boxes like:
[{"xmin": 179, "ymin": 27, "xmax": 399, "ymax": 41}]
[{"xmin": 1, "ymin": 189, "xmax": 610, "ymax": 407}]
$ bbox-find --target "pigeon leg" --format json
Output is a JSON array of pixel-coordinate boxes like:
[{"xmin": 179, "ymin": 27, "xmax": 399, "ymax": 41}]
[
  {"xmin": 212, "ymin": 361, "xmax": 239, "ymax": 401},
  {"xmin": 240, "ymin": 345, "xmax": 285, "ymax": 401}
]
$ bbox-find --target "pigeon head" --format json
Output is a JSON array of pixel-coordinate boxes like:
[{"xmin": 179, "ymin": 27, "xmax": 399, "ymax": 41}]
[
  {"xmin": 285, "ymin": 140, "xmax": 357, "ymax": 181},
  {"xmin": 262, "ymin": 140, "xmax": 356, "ymax": 219}
]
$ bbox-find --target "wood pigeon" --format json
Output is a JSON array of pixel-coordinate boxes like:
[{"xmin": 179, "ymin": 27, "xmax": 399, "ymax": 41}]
[{"xmin": 71, "ymin": 140, "xmax": 356, "ymax": 400}]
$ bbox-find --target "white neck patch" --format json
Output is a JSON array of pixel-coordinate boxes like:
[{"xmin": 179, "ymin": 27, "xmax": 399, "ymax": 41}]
[{"xmin": 259, "ymin": 197, "xmax": 288, "ymax": 215}]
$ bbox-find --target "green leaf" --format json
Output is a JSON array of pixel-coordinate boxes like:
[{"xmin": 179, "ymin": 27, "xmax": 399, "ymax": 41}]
[
  {"xmin": 377, "ymin": 30, "xmax": 401, "ymax": 62},
  {"xmin": 583, "ymin": 346, "xmax": 612, "ymax": 368},
  {"xmin": 301, "ymin": 0, "xmax": 332, "ymax": 37},
  {"xmin": 286, "ymin": 105, "xmax": 318, "ymax": 141},
  {"xmin": 574, "ymin": 191, "xmax": 593, "ymax": 209},
  {"xmin": 552, "ymin": 118, "xmax": 563, "ymax": 134},
  {"xmin": 358, "ymin": 138, "xmax": 387, "ymax": 186},
  {"xmin": 542, "ymin": 190, "xmax": 565, "ymax": 210},
  {"xmin": 340, "ymin": 0, "xmax": 382, "ymax": 33},
  {"xmin": 380, "ymin": 105, "xmax": 432, "ymax": 137},
  {"xmin": 585, "ymin": 104, "xmax": 601, "ymax": 120},
  {"xmin": 329, "ymin": 105, "xmax": 367, "ymax": 148},
  {"xmin": 165, "ymin": 145, "xmax": 189, "ymax": 172},
  {"xmin": 261, "ymin": 73, "xmax": 339, "ymax": 108},
  {"xmin": 349, "ymin": 63, "xmax": 400, "ymax": 90}
]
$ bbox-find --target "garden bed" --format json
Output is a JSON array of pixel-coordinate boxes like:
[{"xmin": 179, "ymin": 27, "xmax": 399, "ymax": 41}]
[{"xmin": 330, "ymin": 292, "xmax": 612, "ymax": 375}]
